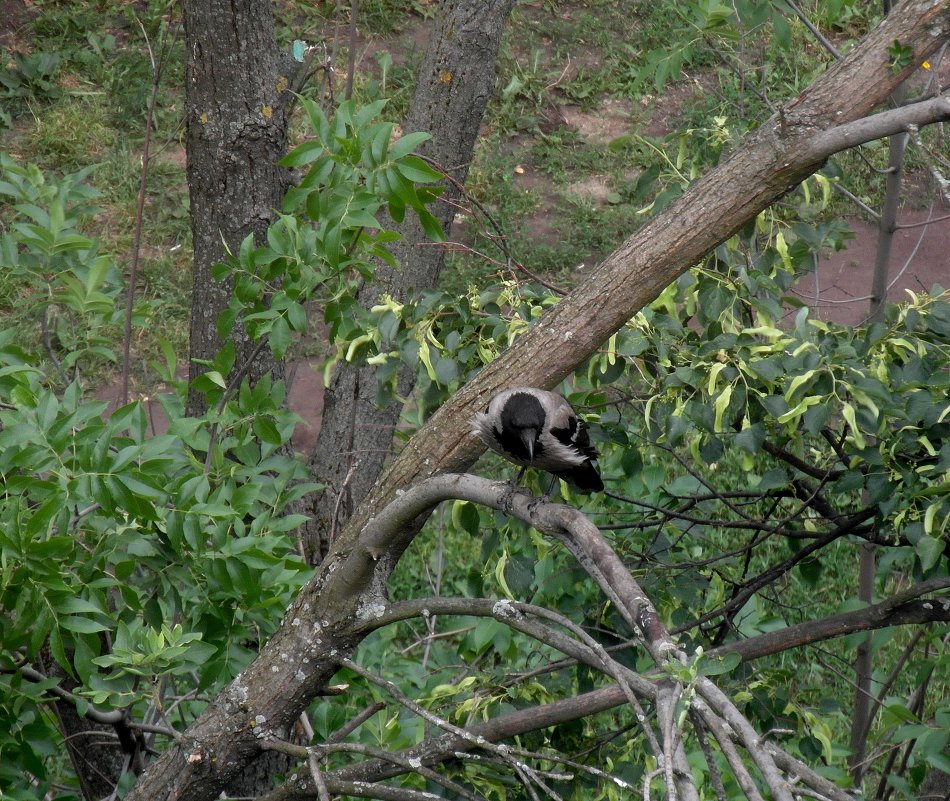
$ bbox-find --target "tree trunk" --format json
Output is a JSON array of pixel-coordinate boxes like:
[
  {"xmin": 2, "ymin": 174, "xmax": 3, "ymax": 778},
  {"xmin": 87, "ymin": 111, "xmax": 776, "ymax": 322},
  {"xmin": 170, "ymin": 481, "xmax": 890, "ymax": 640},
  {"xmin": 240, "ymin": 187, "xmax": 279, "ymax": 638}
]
[
  {"xmin": 43, "ymin": 656, "xmax": 130, "ymax": 800},
  {"xmin": 299, "ymin": 0, "xmax": 516, "ymax": 564},
  {"xmin": 124, "ymin": 3, "xmax": 950, "ymax": 799},
  {"xmin": 850, "ymin": 55, "xmax": 908, "ymax": 782},
  {"xmin": 180, "ymin": 0, "xmax": 296, "ymax": 793},
  {"xmin": 183, "ymin": 0, "xmax": 291, "ymax": 416}
]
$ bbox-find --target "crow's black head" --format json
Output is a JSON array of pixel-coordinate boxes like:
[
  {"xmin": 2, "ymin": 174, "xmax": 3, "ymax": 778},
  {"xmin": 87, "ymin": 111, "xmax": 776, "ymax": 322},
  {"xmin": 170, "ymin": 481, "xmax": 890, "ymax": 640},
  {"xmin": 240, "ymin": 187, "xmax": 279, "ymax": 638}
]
[{"xmin": 497, "ymin": 392, "xmax": 545, "ymax": 460}]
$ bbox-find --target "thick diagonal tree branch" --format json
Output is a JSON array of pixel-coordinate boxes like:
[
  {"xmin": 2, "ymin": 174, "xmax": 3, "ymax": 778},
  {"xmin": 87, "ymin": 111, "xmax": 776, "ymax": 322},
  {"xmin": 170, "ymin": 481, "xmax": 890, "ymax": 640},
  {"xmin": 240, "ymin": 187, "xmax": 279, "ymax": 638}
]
[
  {"xmin": 125, "ymin": 4, "xmax": 950, "ymax": 798},
  {"xmin": 336, "ymin": 9, "xmax": 950, "ymax": 551}
]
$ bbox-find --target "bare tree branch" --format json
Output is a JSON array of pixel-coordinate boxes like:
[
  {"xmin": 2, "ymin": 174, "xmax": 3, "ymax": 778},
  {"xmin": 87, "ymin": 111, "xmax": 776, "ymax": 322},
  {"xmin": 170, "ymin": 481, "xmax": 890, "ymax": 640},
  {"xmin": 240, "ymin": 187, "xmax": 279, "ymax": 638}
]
[
  {"xmin": 258, "ymin": 568, "xmax": 948, "ymax": 800},
  {"xmin": 710, "ymin": 579, "xmax": 950, "ymax": 662}
]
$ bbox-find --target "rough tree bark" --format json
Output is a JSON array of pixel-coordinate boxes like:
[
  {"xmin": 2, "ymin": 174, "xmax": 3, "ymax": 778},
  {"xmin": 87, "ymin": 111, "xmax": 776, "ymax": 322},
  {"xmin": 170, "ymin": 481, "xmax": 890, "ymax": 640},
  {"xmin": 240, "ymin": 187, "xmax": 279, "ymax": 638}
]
[
  {"xmin": 180, "ymin": 1, "xmax": 298, "ymax": 793},
  {"xmin": 183, "ymin": 0, "xmax": 291, "ymax": 416},
  {"xmin": 300, "ymin": 0, "xmax": 516, "ymax": 564},
  {"xmin": 125, "ymin": 3, "xmax": 950, "ymax": 799}
]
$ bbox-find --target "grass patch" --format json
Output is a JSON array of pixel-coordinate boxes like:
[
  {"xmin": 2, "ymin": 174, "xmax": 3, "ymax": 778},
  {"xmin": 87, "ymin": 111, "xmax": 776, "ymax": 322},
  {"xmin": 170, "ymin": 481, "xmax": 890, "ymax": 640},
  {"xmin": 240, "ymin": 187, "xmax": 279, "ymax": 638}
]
[{"xmin": 26, "ymin": 94, "xmax": 116, "ymax": 169}]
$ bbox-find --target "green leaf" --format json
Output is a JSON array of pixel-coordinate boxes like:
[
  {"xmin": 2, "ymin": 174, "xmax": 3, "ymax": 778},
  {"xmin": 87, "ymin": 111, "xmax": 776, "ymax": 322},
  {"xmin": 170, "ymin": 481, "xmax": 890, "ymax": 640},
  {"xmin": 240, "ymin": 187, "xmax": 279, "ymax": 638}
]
[
  {"xmin": 205, "ymin": 371, "xmax": 227, "ymax": 389},
  {"xmin": 503, "ymin": 553, "xmax": 535, "ymax": 597},
  {"xmin": 25, "ymin": 497, "xmax": 62, "ymax": 538},
  {"xmin": 785, "ymin": 369, "xmax": 816, "ymax": 401},
  {"xmin": 926, "ymin": 750, "xmax": 950, "ymax": 775},
  {"xmin": 416, "ymin": 206, "xmax": 445, "ymax": 242},
  {"xmin": 49, "ymin": 625, "xmax": 70, "ymax": 677},
  {"xmin": 387, "ymin": 131, "xmax": 431, "ymax": 162},
  {"xmin": 57, "ymin": 597, "xmax": 105, "ymax": 616},
  {"xmin": 773, "ymin": 13, "xmax": 791, "ymax": 49},
  {"xmin": 279, "ymin": 140, "xmax": 324, "ymax": 168},
  {"xmin": 253, "ymin": 416, "xmax": 283, "ymax": 446},
  {"xmin": 286, "ymin": 301, "xmax": 307, "ymax": 333},
  {"xmin": 270, "ymin": 316, "xmax": 291, "ymax": 359},
  {"xmin": 452, "ymin": 500, "xmax": 481, "ymax": 537},
  {"xmin": 341, "ymin": 208, "xmax": 382, "ymax": 229},
  {"xmin": 434, "ymin": 354, "xmax": 458, "ymax": 386},
  {"xmin": 353, "ymin": 98, "xmax": 388, "ymax": 129},
  {"xmin": 470, "ymin": 618, "xmax": 504, "ymax": 655},
  {"xmin": 734, "ymin": 422, "xmax": 765, "ymax": 453},
  {"xmin": 915, "ymin": 533, "xmax": 943, "ymax": 572},
  {"xmin": 394, "ymin": 155, "xmax": 441, "ymax": 184},
  {"xmin": 713, "ymin": 384, "xmax": 732, "ymax": 431},
  {"xmin": 699, "ymin": 651, "xmax": 741, "ymax": 676},
  {"xmin": 841, "ymin": 402, "xmax": 866, "ymax": 449},
  {"xmin": 60, "ymin": 615, "xmax": 109, "ymax": 634}
]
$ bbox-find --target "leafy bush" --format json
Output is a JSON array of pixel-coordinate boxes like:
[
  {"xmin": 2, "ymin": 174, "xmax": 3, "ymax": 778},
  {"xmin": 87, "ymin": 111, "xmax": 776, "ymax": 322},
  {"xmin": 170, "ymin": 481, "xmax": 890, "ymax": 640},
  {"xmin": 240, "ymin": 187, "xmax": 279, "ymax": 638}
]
[
  {"xmin": 0, "ymin": 154, "xmax": 124, "ymax": 375},
  {"xmin": 0, "ymin": 98, "xmax": 452, "ymax": 795},
  {"xmin": 0, "ymin": 157, "xmax": 315, "ymax": 796},
  {"xmin": 0, "ymin": 52, "xmax": 62, "ymax": 128}
]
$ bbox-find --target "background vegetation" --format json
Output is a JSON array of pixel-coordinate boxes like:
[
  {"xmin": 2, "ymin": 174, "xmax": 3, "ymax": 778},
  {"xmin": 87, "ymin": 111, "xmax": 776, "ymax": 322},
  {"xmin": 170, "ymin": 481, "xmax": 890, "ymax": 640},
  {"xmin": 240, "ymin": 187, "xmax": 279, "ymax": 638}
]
[{"xmin": 0, "ymin": 1, "xmax": 948, "ymax": 800}]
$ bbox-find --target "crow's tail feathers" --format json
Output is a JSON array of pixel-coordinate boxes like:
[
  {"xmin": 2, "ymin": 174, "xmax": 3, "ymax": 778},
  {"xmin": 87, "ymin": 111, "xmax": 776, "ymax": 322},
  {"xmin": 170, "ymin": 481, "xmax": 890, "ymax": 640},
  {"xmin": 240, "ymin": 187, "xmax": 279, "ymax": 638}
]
[{"xmin": 556, "ymin": 460, "xmax": 604, "ymax": 493}]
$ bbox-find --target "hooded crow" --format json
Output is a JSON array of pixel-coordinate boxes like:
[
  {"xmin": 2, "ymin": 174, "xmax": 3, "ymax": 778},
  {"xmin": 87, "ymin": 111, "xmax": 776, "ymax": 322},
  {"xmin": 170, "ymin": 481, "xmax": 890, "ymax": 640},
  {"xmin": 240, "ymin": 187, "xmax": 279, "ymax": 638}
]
[{"xmin": 471, "ymin": 387, "xmax": 604, "ymax": 492}]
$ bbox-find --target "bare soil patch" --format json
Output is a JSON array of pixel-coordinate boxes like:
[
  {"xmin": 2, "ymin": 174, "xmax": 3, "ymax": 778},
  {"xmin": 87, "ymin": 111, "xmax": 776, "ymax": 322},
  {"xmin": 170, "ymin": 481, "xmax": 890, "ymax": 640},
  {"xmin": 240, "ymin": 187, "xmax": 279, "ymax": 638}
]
[
  {"xmin": 801, "ymin": 207, "xmax": 950, "ymax": 326},
  {"xmin": 561, "ymin": 98, "xmax": 634, "ymax": 143},
  {"xmin": 0, "ymin": 0, "xmax": 33, "ymax": 51}
]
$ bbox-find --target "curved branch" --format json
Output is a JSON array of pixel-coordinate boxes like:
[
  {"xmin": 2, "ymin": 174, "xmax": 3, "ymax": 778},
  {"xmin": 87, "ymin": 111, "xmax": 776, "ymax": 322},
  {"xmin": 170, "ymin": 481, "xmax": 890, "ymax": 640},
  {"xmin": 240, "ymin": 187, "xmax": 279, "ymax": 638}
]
[
  {"xmin": 323, "ymin": 780, "xmax": 447, "ymax": 801},
  {"xmin": 13, "ymin": 665, "xmax": 181, "ymax": 738},
  {"xmin": 362, "ymin": 475, "xmax": 789, "ymax": 801},
  {"xmin": 259, "ymin": 575, "xmax": 948, "ymax": 800},
  {"xmin": 365, "ymin": 596, "xmax": 655, "ymax": 697},
  {"xmin": 260, "ymin": 738, "xmax": 482, "ymax": 801}
]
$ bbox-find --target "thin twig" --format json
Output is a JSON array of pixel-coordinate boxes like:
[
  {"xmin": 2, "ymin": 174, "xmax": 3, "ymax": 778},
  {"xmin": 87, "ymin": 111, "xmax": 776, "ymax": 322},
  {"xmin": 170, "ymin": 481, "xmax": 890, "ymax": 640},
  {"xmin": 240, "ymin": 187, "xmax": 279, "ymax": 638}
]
[
  {"xmin": 307, "ymin": 751, "xmax": 331, "ymax": 801},
  {"xmin": 781, "ymin": 0, "xmax": 841, "ymax": 59},
  {"xmin": 325, "ymin": 701, "xmax": 385, "ymax": 744},
  {"xmin": 122, "ymin": 13, "xmax": 181, "ymax": 406},
  {"xmin": 346, "ymin": 0, "xmax": 357, "ymax": 100}
]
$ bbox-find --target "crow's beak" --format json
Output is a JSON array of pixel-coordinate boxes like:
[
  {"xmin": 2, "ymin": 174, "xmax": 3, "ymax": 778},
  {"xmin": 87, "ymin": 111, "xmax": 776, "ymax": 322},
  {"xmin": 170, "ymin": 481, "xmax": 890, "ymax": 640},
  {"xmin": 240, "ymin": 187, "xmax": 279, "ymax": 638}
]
[{"xmin": 520, "ymin": 429, "xmax": 536, "ymax": 460}]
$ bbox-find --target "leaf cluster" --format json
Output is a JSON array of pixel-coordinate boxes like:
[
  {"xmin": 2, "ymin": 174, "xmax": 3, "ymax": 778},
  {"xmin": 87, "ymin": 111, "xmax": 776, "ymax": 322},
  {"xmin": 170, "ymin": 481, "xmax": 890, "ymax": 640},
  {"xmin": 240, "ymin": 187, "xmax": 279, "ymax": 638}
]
[
  {"xmin": 212, "ymin": 98, "xmax": 443, "ymax": 365},
  {"xmin": 0, "ymin": 154, "xmax": 124, "ymax": 376},
  {"xmin": 0, "ymin": 160, "xmax": 318, "ymax": 794}
]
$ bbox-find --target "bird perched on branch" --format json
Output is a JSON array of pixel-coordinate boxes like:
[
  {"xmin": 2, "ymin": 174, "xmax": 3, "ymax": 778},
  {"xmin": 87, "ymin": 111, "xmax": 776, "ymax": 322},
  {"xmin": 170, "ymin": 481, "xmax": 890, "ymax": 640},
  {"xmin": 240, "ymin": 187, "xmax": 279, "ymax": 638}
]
[{"xmin": 471, "ymin": 387, "xmax": 604, "ymax": 492}]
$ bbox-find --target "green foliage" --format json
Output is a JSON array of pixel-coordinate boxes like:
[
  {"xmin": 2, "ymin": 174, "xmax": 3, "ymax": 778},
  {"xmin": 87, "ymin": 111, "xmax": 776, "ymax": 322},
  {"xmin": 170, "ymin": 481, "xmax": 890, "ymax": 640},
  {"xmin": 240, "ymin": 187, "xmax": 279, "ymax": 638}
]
[
  {"xmin": 0, "ymin": 52, "xmax": 62, "ymax": 127},
  {"xmin": 632, "ymin": 1, "xmax": 780, "ymax": 92},
  {"xmin": 0, "ymin": 97, "xmax": 457, "ymax": 791},
  {"xmin": 213, "ymin": 98, "xmax": 443, "ymax": 375},
  {"xmin": 2, "ymin": 2, "xmax": 948, "ymax": 798},
  {"xmin": 359, "ymin": 0, "xmax": 439, "ymax": 30},
  {"xmin": 357, "ymin": 166, "xmax": 950, "ymax": 796},
  {"xmin": 887, "ymin": 39, "xmax": 915, "ymax": 73},
  {"xmin": 0, "ymin": 158, "xmax": 315, "ymax": 795},
  {"xmin": 0, "ymin": 154, "xmax": 124, "ymax": 374}
]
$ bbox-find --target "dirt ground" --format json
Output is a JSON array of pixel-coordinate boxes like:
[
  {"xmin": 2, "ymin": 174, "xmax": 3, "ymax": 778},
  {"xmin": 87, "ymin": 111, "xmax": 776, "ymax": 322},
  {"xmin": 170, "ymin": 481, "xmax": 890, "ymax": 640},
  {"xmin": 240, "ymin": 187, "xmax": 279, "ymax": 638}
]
[
  {"xmin": 519, "ymin": 97, "xmax": 950, "ymax": 327},
  {"xmin": 804, "ymin": 208, "xmax": 949, "ymax": 325}
]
